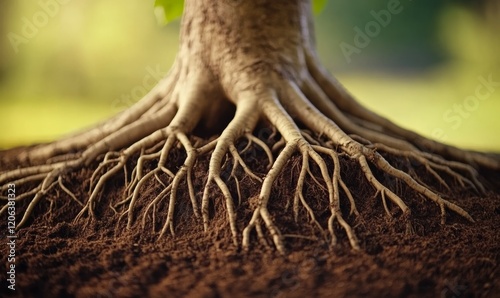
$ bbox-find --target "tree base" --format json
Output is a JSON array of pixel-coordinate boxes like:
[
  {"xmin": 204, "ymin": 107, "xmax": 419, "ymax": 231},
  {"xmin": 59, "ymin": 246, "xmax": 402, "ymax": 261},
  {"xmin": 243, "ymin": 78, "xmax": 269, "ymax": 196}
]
[
  {"xmin": 1, "ymin": 0, "xmax": 499, "ymax": 254},
  {"xmin": 0, "ymin": 80, "xmax": 495, "ymax": 254},
  {"xmin": 1, "ymin": 54, "xmax": 499, "ymax": 254}
]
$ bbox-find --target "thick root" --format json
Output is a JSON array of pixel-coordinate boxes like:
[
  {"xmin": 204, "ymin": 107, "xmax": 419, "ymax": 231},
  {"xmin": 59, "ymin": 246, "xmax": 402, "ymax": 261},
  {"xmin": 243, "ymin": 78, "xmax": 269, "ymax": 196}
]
[
  {"xmin": 304, "ymin": 51, "xmax": 500, "ymax": 171},
  {"xmin": 1, "ymin": 55, "xmax": 496, "ymax": 255}
]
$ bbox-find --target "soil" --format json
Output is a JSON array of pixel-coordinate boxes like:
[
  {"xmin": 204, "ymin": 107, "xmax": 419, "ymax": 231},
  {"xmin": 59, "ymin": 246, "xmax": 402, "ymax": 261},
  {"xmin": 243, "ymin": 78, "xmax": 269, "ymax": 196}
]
[{"xmin": 1, "ymin": 141, "xmax": 500, "ymax": 298}]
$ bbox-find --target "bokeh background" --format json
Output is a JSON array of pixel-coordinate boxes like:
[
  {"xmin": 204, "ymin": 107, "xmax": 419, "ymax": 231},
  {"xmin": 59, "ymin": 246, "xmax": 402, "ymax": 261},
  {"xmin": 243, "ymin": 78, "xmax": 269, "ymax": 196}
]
[{"xmin": 0, "ymin": 0, "xmax": 499, "ymax": 151}]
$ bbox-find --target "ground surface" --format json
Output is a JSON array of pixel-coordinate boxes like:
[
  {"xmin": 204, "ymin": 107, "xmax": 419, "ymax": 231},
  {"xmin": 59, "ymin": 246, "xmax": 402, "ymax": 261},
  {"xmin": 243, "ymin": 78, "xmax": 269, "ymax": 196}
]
[{"xmin": 1, "ymin": 142, "xmax": 499, "ymax": 298}]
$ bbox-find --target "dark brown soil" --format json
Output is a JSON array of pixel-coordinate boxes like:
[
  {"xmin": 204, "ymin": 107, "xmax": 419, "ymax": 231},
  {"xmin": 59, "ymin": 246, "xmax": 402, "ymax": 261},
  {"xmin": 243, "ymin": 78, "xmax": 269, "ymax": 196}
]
[{"xmin": 1, "ymin": 143, "xmax": 500, "ymax": 298}]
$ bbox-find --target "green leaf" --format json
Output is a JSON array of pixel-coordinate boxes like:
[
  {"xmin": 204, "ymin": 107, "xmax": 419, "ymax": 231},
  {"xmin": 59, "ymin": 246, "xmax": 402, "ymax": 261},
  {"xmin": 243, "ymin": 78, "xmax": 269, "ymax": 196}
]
[
  {"xmin": 153, "ymin": 0, "xmax": 325, "ymax": 24},
  {"xmin": 312, "ymin": 0, "xmax": 328, "ymax": 15},
  {"xmin": 154, "ymin": 0, "xmax": 184, "ymax": 24}
]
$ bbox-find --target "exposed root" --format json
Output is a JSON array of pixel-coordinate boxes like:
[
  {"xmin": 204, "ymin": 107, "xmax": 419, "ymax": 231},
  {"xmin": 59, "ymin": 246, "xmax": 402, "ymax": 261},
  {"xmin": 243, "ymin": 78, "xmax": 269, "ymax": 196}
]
[
  {"xmin": 201, "ymin": 99, "xmax": 260, "ymax": 246},
  {"xmin": 158, "ymin": 132, "xmax": 199, "ymax": 238},
  {"xmin": 371, "ymin": 143, "xmax": 484, "ymax": 194},
  {"xmin": 1, "ymin": 43, "xmax": 497, "ymax": 255},
  {"xmin": 305, "ymin": 50, "xmax": 500, "ymax": 170},
  {"xmin": 11, "ymin": 66, "xmax": 180, "ymax": 164}
]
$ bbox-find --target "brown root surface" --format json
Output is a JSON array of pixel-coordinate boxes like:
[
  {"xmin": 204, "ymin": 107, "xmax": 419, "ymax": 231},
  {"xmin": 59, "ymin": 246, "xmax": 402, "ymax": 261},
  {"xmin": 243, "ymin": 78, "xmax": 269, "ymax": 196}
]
[{"xmin": 1, "ymin": 145, "xmax": 500, "ymax": 298}]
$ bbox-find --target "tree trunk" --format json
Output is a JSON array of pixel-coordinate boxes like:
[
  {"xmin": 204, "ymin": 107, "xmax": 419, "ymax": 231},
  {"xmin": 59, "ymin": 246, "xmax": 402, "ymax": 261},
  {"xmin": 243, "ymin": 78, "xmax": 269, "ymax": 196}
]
[
  {"xmin": 180, "ymin": 0, "xmax": 313, "ymax": 106},
  {"xmin": 1, "ymin": 0, "xmax": 499, "ymax": 254}
]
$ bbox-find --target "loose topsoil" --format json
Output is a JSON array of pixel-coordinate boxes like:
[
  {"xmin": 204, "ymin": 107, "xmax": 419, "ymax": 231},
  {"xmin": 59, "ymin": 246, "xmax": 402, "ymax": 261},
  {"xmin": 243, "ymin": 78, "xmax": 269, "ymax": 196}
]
[{"xmin": 1, "ymin": 144, "xmax": 499, "ymax": 298}]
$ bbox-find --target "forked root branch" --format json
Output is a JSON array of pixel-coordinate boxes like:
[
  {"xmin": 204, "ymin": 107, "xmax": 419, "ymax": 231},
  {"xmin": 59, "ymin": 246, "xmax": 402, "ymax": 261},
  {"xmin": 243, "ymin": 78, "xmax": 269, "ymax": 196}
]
[{"xmin": 1, "ymin": 56, "xmax": 495, "ymax": 255}]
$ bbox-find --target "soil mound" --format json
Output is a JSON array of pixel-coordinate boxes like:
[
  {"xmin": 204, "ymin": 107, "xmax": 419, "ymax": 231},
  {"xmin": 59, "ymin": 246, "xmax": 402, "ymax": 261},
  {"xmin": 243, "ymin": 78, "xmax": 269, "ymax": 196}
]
[{"xmin": 1, "ymin": 146, "xmax": 499, "ymax": 297}]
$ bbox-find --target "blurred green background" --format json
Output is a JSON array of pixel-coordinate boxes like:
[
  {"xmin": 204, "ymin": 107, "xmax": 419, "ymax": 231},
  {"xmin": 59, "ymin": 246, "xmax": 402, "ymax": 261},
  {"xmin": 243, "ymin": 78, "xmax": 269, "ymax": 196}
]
[{"xmin": 0, "ymin": 0, "xmax": 499, "ymax": 151}]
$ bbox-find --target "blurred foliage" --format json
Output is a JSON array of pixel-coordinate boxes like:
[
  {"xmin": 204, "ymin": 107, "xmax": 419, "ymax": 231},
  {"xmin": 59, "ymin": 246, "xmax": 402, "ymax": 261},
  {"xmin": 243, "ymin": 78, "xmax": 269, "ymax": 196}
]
[
  {"xmin": 0, "ymin": 0, "xmax": 499, "ymax": 151},
  {"xmin": 154, "ymin": 0, "xmax": 184, "ymax": 24},
  {"xmin": 153, "ymin": 0, "xmax": 327, "ymax": 24},
  {"xmin": 312, "ymin": 0, "xmax": 328, "ymax": 14}
]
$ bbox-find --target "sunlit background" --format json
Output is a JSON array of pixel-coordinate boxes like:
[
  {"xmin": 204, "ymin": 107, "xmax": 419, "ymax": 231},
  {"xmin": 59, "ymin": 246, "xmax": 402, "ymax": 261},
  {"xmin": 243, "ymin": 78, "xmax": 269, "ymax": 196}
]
[{"xmin": 1, "ymin": 0, "xmax": 499, "ymax": 151}]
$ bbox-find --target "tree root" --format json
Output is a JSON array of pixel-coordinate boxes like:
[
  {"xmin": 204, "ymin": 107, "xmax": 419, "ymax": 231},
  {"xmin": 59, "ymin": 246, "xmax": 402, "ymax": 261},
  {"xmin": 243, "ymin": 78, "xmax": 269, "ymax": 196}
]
[{"xmin": 1, "ymin": 54, "xmax": 498, "ymax": 255}]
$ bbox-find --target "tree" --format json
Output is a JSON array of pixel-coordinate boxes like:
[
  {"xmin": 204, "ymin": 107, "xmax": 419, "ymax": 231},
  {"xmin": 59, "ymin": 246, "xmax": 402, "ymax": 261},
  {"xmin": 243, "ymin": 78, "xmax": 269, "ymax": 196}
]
[{"xmin": 1, "ymin": 0, "xmax": 499, "ymax": 254}]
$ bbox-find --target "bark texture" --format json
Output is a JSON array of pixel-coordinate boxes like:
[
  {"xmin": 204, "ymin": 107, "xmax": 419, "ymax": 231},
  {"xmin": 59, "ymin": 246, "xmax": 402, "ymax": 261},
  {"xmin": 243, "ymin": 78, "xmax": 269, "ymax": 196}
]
[{"xmin": 1, "ymin": 0, "xmax": 499, "ymax": 254}]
